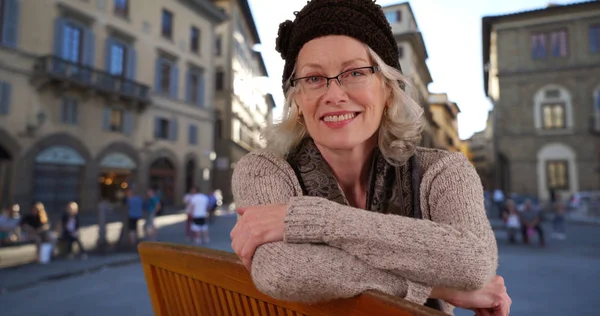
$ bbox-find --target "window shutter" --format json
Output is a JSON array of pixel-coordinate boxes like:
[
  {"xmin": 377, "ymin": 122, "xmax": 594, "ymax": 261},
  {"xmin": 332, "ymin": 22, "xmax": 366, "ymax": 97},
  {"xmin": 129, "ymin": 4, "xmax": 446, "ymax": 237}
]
[
  {"xmin": 126, "ymin": 44, "xmax": 137, "ymax": 80},
  {"xmin": 189, "ymin": 124, "xmax": 198, "ymax": 145},
  {"xmin": 83, "ymin": 27, "xmax": 95, "ymax": 67},
  {"xmin": 102, "ymin": 108, "xmax": 111, "ymax": 130},
  {"xmin": 0, "ymin": 82, "xmax": 11, "ymax": 115},
  {"xmin": 198, "ymin": 72, "xmax": 205, "ymax": 107},
  {"xmin": 105, "ymin": 37, "xmax": 114, "ymax": 72},
  {"xmin": 2, "ymin": 0, "xmax": 20, "ymax": 47},
  {"xmin": 154, "ymin": 58, "xmax": 163, "ymax": 93},
  {"xmin": 61, "ymin": 98, "xmax": 69, "ymax": 123},
  {"xmin": 591, "ymin": 26, "xmax": 598, "ymax": 53},
  {"xmin": 170, "ymin": 64, "xmax": 179, "ymax": 99},
  {"xmin": 53, "ymin": 18, "xmax": 66, "ymax": 57},
  {"xmin": 185, "ymin": 69, "xmax": 191, "ymax": 102},
  {"xmin": 169, "ymin": 118, "xmax": 178, "ymax": 141},
  {"xmin": 72, "ymin": 100, "xmax": 78, "ymax": 124},
  {"xmin": 154, "ymin": 117, "xmax": 161, "ymax": 138},
  {"xmin": 123, "ymin": 111, "xmax": 133, "ymax": 135}
]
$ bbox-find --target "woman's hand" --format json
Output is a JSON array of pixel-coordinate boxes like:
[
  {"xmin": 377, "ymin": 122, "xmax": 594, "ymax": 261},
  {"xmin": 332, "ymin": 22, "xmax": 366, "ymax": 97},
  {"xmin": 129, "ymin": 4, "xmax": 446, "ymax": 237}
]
[
  {"xmin": 433, "ymin": 275, "xmax": 511, "ymax": 315},
  {"xmin": 230, "ymin": 204, "xmax": 287, "ymax": 271}
]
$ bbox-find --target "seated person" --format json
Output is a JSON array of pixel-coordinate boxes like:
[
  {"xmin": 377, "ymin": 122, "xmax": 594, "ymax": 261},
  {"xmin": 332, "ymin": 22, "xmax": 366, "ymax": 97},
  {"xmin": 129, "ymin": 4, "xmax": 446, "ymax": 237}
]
[
  {"xmin": 20, "ymin": 202, "xmax": 56, "ymax": 262},
  {"xmin": 0, "ymin": 204, "xmax": 22, "ymax": 245}
]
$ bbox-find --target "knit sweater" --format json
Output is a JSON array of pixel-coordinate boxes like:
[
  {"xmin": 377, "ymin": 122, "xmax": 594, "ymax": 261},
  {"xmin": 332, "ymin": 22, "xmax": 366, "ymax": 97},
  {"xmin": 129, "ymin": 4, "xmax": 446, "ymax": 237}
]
[{"xmin": 231, "ymin": 147, "xmax": 498, "ymax": 315}]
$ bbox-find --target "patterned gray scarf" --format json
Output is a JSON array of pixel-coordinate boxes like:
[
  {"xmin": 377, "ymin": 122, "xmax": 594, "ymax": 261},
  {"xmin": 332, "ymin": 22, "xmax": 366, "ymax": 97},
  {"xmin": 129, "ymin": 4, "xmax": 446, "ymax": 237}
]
[{"xmin": 285, "ymin": 138, "xmax": 416, "ymax": 217}]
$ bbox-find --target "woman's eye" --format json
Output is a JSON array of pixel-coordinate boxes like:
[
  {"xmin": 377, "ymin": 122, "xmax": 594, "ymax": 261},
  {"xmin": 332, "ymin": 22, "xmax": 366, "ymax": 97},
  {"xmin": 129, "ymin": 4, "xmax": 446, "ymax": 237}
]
[{"xmin": 304, "ymin": 76, "xmax": 323, "ymax": 84}]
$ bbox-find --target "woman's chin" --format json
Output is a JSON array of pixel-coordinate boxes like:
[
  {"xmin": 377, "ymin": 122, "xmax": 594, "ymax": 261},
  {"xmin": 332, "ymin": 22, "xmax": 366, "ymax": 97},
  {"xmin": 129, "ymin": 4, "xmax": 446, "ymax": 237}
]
[{"xmin": 313, "ymin": 135, "xmax": 369, "ymax": 151}]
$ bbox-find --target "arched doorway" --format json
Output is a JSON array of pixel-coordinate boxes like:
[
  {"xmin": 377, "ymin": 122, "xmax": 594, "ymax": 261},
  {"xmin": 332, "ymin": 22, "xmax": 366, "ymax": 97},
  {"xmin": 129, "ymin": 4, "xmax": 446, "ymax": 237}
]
[
  {"xmin": 33, "ymin": 146, "xmax": 85, "ymax": 215},
  {"xmin": 185, "ymin": 159, "xmax": 195, "ymax": 193},
  {"xmin": 99, "ymin": 152, "xmax": 137, "ymax": 203},
  {"xmin": 149, "ymin": 157, "xmax": 176, "ymax": 206}
]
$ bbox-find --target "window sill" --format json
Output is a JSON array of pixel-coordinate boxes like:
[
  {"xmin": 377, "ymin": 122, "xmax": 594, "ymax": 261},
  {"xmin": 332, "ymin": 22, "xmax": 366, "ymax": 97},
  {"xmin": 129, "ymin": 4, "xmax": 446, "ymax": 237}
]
[{"xmin": 536, "ymin": 128, "xmax": 574, "ymax": 136}]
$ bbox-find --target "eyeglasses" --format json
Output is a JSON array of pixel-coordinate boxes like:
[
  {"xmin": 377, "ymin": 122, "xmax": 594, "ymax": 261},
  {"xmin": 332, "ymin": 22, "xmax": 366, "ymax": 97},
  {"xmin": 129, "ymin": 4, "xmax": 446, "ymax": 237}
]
[{"xmin": 290, "ymin": 66, "xmax": 380, "ymax": 98}]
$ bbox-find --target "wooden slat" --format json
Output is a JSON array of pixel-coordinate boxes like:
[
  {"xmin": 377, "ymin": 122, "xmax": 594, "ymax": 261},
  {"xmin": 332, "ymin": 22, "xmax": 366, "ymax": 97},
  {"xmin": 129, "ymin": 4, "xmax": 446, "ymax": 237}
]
[{"xmin": 138, "ymin": 242, "xmax": 446, "ymax": 316}]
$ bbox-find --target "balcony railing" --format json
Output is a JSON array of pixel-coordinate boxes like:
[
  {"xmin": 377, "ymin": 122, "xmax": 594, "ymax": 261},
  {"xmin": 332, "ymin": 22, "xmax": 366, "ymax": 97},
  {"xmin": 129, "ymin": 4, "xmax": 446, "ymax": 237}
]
[{"xmin": 33, "ymin": 55, "xmax": 150, "ymax": 104}]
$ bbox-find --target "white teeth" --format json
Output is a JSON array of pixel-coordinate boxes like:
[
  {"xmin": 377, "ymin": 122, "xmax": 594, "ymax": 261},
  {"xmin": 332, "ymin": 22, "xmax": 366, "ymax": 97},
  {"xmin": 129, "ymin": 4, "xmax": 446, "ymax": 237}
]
[{"xmin": 323, "ymin": 113, "xmax": 356, "ymax": 122}]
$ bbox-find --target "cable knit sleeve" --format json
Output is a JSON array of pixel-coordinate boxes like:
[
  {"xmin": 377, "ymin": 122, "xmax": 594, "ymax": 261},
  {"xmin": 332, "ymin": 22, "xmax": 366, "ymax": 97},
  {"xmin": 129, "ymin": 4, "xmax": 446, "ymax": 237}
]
[
  {"xmin": 284, "ymin": 153, "xmax": 498, "ymax": 291},
  {"xmin": 232, "ymin": 151, "xmax": 432, "ymax": 304}
]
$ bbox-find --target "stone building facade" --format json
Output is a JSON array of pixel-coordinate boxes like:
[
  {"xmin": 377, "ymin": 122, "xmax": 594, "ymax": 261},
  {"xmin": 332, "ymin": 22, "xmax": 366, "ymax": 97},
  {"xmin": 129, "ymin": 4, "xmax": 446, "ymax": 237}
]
[
  {"xmin": 482, "ymin": 1, "xmax": 600, "ymax": 201},
  {"xmin": 0, "ymin": 0, "xmax": 226, "ymax": 215}
]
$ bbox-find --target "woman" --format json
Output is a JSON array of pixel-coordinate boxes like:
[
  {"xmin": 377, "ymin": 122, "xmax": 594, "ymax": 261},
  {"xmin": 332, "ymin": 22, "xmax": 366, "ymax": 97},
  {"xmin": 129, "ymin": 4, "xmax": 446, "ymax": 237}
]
[
  {"xmin": 230, "ymin": 0, "xmax": 511, "ymax": 315},
  {"xmin": 20, "ymin": 202, "xmax": 56, "ymax": 262},
  {"xmin": 502, "ymin": 199, "xmax": 521, "ymax": 244},
  {"xmin": 60, "ymin": 202, "xmax": 87, "ymax": 259}
]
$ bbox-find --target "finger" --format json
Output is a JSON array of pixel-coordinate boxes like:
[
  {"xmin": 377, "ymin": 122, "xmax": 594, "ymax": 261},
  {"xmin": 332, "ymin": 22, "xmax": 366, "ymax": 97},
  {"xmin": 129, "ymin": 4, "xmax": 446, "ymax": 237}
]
[
  {"xmin": 230, "ymin": 223, "xmax": 239, "ymax": 240},
  {"xmin": 240, "ymin": 233, "xmax": 261, "ymax": 265},
  {"xmin": 243, "ymin": 258, "xmax": 252, "ymax": 271}
]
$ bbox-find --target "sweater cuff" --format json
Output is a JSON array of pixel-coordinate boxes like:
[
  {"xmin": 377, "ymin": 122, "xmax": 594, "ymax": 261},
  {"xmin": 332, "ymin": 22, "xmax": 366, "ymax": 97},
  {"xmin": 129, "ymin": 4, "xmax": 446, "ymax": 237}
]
[
  {"xmin": 404, "ymin": 281, "xmax": 432, "ymax": 305},
  {"xmin": 284, "ymin": 196, "xmax": 333, "ymax": 244}
]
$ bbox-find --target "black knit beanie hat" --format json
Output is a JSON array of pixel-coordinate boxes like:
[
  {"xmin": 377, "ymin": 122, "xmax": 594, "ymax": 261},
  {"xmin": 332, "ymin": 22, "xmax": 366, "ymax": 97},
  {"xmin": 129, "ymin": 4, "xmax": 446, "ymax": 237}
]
[{"xmin": 275, "ymin": 0, "xmax": 401, "ymax": 93}]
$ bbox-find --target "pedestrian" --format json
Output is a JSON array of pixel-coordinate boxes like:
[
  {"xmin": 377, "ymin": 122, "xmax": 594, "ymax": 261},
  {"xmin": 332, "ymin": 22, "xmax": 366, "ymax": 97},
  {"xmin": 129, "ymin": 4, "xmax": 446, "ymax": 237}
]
[
  {"xmin": 20, "ymin": 202, "xmax": 56, "ymax": 263},
  {"xmin": 503, "ymin": 199, "xmax": 521, "ymax": 244},
  {"xmin": 552, "ymin": 201, "xmax": 567, "ymax": 240},
  {"xmin": 144, "ymin": 188, "xmax": 161, "ymax": 241},
  {"xmin": 186, "ymin": 186, "xmax": 210, "ymax": 245},
  {"xmin": 520, "ymin": 199, "xmax": 545, "ymax": 247},
  {"xmin": 125, "ymin": 188, "xmax": 144, "ymax": 247},
  {"xmin": 493, "ymin": 189, "xmax": 505, "ymax": 219},
  {"xmin": 230, "ymin": 0, "xmax": 511, "ymax": 314},
  {"xmin": 60, "ymin": 202, "xmax": 87, "ymax": 260}
]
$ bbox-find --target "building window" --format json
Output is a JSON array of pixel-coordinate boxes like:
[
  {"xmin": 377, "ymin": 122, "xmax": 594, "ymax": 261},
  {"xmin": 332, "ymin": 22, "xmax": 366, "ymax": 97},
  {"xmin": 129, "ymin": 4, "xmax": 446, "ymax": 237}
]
[
  {"xmin": 0, "ymin": 0, "xmax": 5, "ymax": 43},
  {"xmin": 186, "ymin": 69, "xmax": 204, "ymax": 106},
  {"xmin": 0, "ymin": 0, "xmax": 19, "ymax": 48},
  {"xmin": 190, "ymin": 26, "xmax": 200, "ymax": 54},
  {"xmin": 542, "ymin": 103, "xmax": 565, "ymax": 129},
  {"xmin": 215, "ymin": 70, "xmax": 224, "ymax": 91},
  {"xmin": 189, "ymin": 72, "xmax": 198, "ymax": 103},
  {"xmin": 109, "ymin": 40, "xmax": 127, "ymax": 76},
  {"xmin": 215, "ymin": 35, "xmax": 222, "ymax": 56},
  {"xmin": 188, "ymin": 124, "xmax": 198, "ymax": 145},
  {"xmin": 155, "ymin": 57, "xmax": 179, "ymax": 98},
  {"xmin": 161, "ymin": 9, "xmax": 173, "ymax": 39},
  {"xmin": 61, "ymin": 97, "xmax": 78, "ymax": 125},
  {"xmin": 546, "ymin": 160, "xmax": 569, "ymax": 190},
  {"xmin": 590, "ymin": 24, "xmax": 600, "ymax": 53},
  {"xmin": 154, "ymin": 117, "xmax": 177, "ymax": 141},
  {"xmin": 531, "ymin": 33, "xmax": 547, "ymax": 59},
  {"xmin": 155, "ymin": 118, "xmax": 170, "ymax": 139},
  {"xmin": 160, "ymin": 61, "xmax": 171, "ymax": 93},
  {"xmin": 0, "ymin": 81, "xmax": 11, "ymax": 115},
  {"xmin": 534, "ymin": 85, "xmax": 572, "ymax": 131},
  {"xmin": 550, "ymin": 30, "xmax": 568, "ymax": 57},
  {"xmin": 385, "ymin": 10, "xmax": 401, "ymax": 24},
  {"xmin": 109, "ymin": 108, "xmax": 123, "ymax": 132},
  {"xmin": 63, "ymin": 23, "xmax": 84, "ymax": 64},
  {"xmin": 114, "ymin": 0, "xmax": 128, "ymax": 18},
  {"xmin": 397, "ymin": 44, "xmax": 404, "ymax": 58}
]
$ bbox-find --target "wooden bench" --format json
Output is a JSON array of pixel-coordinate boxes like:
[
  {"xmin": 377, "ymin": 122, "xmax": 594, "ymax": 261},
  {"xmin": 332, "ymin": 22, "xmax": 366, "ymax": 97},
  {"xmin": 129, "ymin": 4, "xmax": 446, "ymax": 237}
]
[{"xmin": 138, "ymin": 242, "xmax": 446, "ymax": 316}]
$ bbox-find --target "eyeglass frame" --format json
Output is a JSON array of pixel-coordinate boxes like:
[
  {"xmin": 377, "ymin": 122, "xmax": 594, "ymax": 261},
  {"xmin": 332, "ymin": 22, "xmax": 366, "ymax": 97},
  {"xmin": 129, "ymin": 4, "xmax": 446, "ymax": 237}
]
[{"xmin": 289, "ymin": 66, "xmax": 380, "ymax": 90}]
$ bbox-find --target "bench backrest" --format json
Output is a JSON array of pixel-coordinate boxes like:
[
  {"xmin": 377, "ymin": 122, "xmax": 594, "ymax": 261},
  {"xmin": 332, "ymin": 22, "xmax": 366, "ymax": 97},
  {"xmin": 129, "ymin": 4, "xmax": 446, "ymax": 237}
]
[{"xmin": 138, "ymin": 242, "xmax": 446, "ymax": 316}]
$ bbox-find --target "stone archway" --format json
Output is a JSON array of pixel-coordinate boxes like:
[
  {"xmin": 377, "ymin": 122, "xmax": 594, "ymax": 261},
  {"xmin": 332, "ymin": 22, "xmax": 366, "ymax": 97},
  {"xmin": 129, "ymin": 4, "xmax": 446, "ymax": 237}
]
[
  {"xmin": 15, "ymin": 133, "xmax": 94, "ymax": 215},
  {"xmin": 96, "ymin": 142, "xmax": 140, "ymax": 203}
]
